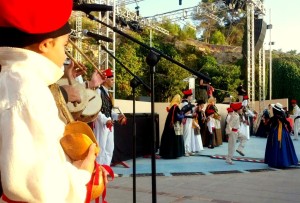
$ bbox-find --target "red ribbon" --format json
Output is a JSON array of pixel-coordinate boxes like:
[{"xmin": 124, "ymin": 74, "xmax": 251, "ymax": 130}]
[
  {"xmin": 106, "ymin": 122, "xmax": 113, "ymax": 132},
  {"xmin": 1, "ymin": 194, "xmax": 27, "ymax": 203},
  {"xmin": 85, "ymin": 162, "xmax": 114, "ymax": 203}
]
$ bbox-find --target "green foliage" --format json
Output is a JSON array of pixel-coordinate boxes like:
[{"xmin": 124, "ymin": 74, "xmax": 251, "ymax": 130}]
[
  {"xmin": 210, "ymin": 30, "xmax": 226, "ymax": 45},
  {"xmin": 195, "ymin": 56, "xmax": 242, "ymax": 102},
  {"xmin": 160, "ymin": 19, "xmax": 181, "ymax": 36},
  {"xmin": 272, "ymin": 56, "xmax": 300, "ymax": 105}
]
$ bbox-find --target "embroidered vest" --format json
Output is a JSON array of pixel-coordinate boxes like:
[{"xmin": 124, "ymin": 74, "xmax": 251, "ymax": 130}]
[{"xmin": 99, "ymin": 86, "xmax": 113, "ymax": 118}]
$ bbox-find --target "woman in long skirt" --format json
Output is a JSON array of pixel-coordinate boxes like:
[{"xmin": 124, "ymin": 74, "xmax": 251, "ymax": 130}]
[
  {"xmin": 264, "ymin": 103, "xmax": 298, "ymax": 168},
  {"xmin": 159, "ymin": 94, "xmax": 185, "ymax": 159}
]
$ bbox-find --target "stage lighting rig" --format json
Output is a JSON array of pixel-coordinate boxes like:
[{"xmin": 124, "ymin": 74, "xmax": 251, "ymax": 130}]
[{"xmin": 73, "ymin": 1, "xmax": 113, "ymax": 13}]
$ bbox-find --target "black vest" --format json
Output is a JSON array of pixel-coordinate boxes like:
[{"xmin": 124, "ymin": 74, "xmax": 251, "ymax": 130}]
[{"xmin": 99, "ymin": 86, "xmax": 113, "ymax": 118}]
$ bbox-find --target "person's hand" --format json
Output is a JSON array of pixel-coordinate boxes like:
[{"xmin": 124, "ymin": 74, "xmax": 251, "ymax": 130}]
[
  {"xmin": 64, "ymin": 61, "xmax": 87, "ymax": 79},
  {"xmin": 72, "ymin": 143, "xmax": 97, "ymax": 175},
  {"xmin": 106, "ymin": 120, "xmax": 113, "ymax": 131},
  {"xmin": 118, "ymin": 114, "xmax": 127, "ymax": 125},
  {"xmin": 88, "ymin": 70, "xmax": 106, "ymax": 89},
  {"xmin": 100, "ymin": 165, "xmax": 109, "ymax": 185}
]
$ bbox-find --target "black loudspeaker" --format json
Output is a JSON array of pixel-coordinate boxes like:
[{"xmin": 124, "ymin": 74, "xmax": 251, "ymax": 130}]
[
  {"xmin": 254, "ymin": 18, "xmax": 267, "ymax": 53},
  {"xmin": 112, "ymin": 113, "xmax": 160, "ymax": 163}
]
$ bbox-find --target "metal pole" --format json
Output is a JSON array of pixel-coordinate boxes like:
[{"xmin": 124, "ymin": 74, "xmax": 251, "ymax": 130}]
[{"xmin": 269, "ymin": 8, "xmax": 272, "ymax": 100}]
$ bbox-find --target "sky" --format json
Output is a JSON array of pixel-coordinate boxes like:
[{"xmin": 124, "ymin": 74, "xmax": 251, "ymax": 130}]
[{"xmin": 126, "ymin": 0, "xmax": 300, "ymax": 53}]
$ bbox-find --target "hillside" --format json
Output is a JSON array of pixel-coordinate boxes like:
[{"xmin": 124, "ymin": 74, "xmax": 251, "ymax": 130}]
[{"xmin": 175, "ymin": 38, "xmax": 243, "ymax": 64}]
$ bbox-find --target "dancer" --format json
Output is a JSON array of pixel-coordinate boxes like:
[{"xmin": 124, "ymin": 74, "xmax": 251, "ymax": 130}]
[
  {"xmin": 226, "ymin": 102, "xmax": 247, "ymax": 165},
  {"xmin": 290, "ymin": 99, "xmax": 300, "ymax": 140},
  {"xmin": 206, "ymin": 109, "xmax": 216, "ymax": 149},
  {"xmin": 264, "ymin": 103, "xmax": 298, "ymax": 168},
  {"xmin": 224, "ymin": 107, "xmax": 234, "ymax": 142},
  {"xmin": 159, "ymin": 94, "xmax": 185, "ymax": 159},
  {"xmin": 181, "ymin": 89, "xmax": 203, "ymax": 156},
  {"xmin": 206, "ymin": 97, "xmax": 222, "ymax": 146}
]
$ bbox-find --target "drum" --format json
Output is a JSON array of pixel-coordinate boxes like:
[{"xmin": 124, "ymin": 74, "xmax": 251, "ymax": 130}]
[
  {"xmin": 56, "ymin": 78, "xmax": 88, "ymax": 120},
  {"xmin": 78, "ymin": 89, "xmax": 102, "ymax": 123}
]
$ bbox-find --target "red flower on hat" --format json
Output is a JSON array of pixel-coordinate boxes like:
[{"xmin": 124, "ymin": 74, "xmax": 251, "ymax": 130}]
[
  {"xmin": 227, "ymin": 107, "xmax": 233, "ymax": 113},
  {"xmin": 230, "ymin": 102, "xmax": 242, "ymax": 111},
  {"xmin": 291, "ymin": 99, "xmax": 297, "ymax": 104},
  {"xmin": 104, "ymin": 68, "xmax": 113, "ymax": 78},
  {"xmin": 243, "ymin": 95, "xmax": 249, "ymax": 100},
  {"xmin": 206, "ymin": 109, "xmax": 215, "ymax": 116},
  {"xmin": 182, "ymin": 89, "xmax": 192, "ymax": 96}
]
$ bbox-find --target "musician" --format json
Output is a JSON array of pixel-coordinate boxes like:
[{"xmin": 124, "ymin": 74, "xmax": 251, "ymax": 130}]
[
  {"xmin": 60, "ymin": 60, "xmax": 106, "ymax": 103},
  {"xmin": 94, "ymin": 68, "xmax": 125, "ymax": 167},
  {"xmin": 0, "ymin": 0, "xmax": 98, "ymax": 202}
]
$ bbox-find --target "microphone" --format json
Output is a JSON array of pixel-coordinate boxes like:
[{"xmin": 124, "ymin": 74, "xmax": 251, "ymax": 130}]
[
  {"xmin": 82, "ymin": 29, "xmax": 113, "ymax": 43},
  {"xmin": 73, "ymin": 3, "xmax": 113, "ymax": 13}
]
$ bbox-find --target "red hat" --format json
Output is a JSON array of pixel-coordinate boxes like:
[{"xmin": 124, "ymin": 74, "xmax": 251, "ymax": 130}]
[
  {"xmin": 0, "ymin": 0, "xmax": 72, "ymax": 47},
  {"xmin": 243, "ymin": 95, "xmax": 249, "ymax": 100},
  {"xmin": 206, "ymin": 109, "xmax": 215, "ymax": 116},
  {"xmin": 182, "ymin": 89, "xmax": 193, "ymax": 96},
  {"xmin": 230, "ymin": 102, "xmax": 242, "ymax": 111},
  {"xmin": 291, "ymin": 99, "xmax": 297, "ymax": 104},
  {"xmin": 227, "ymin": 107, "xmax": 233, "ymax": 113},
  {"xmin": 104, "ymin": 68, "xmax": 114, "ymax": 78}
]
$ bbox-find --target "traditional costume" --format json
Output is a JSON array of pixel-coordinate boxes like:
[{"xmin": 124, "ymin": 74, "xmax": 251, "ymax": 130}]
[
  {"xmin": 181, "ymin": 89, "xmax": 203, "ymax": 156},
  {"xmin": 159, "ymin": 94, "xmax": 185, "ymax": 159},
  {"xmin": 0, "ymin": 0, "xmax": 92, "ymax": 202},
  {"xmin": 195, "ymin": 100, "xmax": 208, "ymax": 147},
  {"xmin": 94, "ymin": 69, "xmax": 120, "ymax": 165},
  {"xmin": 290, "ymin": 99, "xmax": 300, "ymax": 140},
  {"xmin": 226, "ymin": 102, "xmax": 247, "ymax": 165},
  {"xmin": 223, "ymin": 107, "xmax": 234, "ymax": 142},
  {"xmin": 264, "ymin": 103, "xmax": 298, "ymax": 168},
  {"xmin": 206, "ymin": 109, "xmax": 216, "ymax": 149},
  {"xmin": 205, "ymin": 97, "xmax": 222, "ymax": 146}
]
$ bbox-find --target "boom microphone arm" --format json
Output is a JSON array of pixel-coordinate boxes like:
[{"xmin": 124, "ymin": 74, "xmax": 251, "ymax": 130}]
[{"xmin": 100, "ymin": 44, "xmax": 151, "ymax": 92}]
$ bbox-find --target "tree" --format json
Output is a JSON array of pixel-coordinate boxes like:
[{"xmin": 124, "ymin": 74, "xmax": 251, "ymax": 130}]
[
  {"xmin": 195, "ymin": 55, "xmax": 242, "ymax": 102},
  {"xmin": 210, "ymin": 30, "xmax": 226, "ymax": 45},
  {"xmin": 272, "ymin": 56, "xmax": 300, "ymax": 107}
]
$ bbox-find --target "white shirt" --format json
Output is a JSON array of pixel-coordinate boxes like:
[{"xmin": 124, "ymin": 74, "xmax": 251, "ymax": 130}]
[
  {"xmin": 0, "ymin": 47, "xmax": 90, "ymax": 203},
  {"xmin": 291, "ymin": 105, "xmax": 300, "ymax": 118},
  {"xmin": 207, "ymin": 116, "xmax": 216, "ymax": 134},
  {"xmin": 228, "ymin": 111, "xmax": 241, "ymax": 130}
]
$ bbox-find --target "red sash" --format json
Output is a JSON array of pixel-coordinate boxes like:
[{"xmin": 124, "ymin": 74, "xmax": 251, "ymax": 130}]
[
  {"xmin": 232, "ymin": 128, "xmax": 238, "ymax": 132},
  {"xmin": 1, "ymin": 194, "xmax": 26, "ymax": 203},
  {"xmin": 2, "ymin": 164, "xmax": 114, "ymax": 203}
]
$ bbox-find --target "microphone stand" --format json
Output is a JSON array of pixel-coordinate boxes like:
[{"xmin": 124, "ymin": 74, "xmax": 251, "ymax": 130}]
[
  {"xmin": 100, "ymin": 44, "xmax": 150, "ymax": 203},
  {"xmin": 86, "ymin": 13, "xmax": 211, "ymax": 203},
  {"xmin": 145, "ymin": 51, "xmax": 160, "ymax": 203}
]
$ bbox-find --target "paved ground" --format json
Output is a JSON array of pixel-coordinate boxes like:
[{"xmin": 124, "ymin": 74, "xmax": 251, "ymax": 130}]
[{"xmin": 105, "ymin": 136, "xmax": 300, "ymax": 203}]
